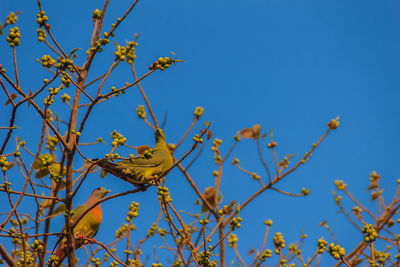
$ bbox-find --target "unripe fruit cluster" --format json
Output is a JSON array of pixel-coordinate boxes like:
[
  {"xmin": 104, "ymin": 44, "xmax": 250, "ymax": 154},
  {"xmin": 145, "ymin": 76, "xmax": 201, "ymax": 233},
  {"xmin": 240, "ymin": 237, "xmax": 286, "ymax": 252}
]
[
  {"xmin": 157, "ymin": 185, "xmax": 172, "ymax": 202},
  {"xmin": 7, "ymin": 27, "xmax": 21, "ymax": 47},
  {"xmin": 136, "ymin": 105, "xmax": 146, "ymax": 119},
  {"xmin": 126, "ymin": 201, "xmax": 139, "ymax": 222},
  {"xmin": 194, "ymin": 106, "xmax": 204, "ymax": 119},
  {"xmin": 273, "ymin": 232, "xmax": 285, "ymax": 253},
  {"xmin": 6, "ymin": 12, "xmax": 18, "ymax": 25},
  {"xmin": 327, "ymin": 243, "xmax": 345, "ymax": 260},
  {"xmin": 40, "ymin": 55, "xmax": 56, "ymax": 68},
  {"xmin": 149, "ymin": 57, "xmax": 173, "ymax": 71},
  {"xmin": 317, "ymin": 239, "xmax": 327, "ymax": 254},
  {"xmin": 111, "ymin": 130, "xmax": 126, "ymax": 146},
  {"xmin": 36, "ymin": 11, "xmax": 48, "ymax": 25},
  {"xmin": 362, "ymin": 224, "xmax": 378, "ymax": 243},
  {"xmin": 37, "ymin": 28, "xmax": 47, "ymax": 42},
  {"xmin": 227, "ymin": 233, "xmax": 238, "ymax": 248},
  {"xmin": 0, "ymin": 156, "xmax": 10, "ymax": 172}
]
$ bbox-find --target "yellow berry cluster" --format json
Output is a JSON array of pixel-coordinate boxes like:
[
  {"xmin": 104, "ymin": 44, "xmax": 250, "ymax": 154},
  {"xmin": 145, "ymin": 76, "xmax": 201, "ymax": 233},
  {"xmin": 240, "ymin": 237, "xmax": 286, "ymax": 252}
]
[
  {"xmin": 194, "ymin": 106, "xmax": 204, "ymax": 119},
  {"xmin": 56, "ymin": 57, "xmax": 75, "ymax": 72},
  {"xmin": 280, "ymin": 156, "xmax": 290, "ymax": 169},
  {"xmin": 40, "ymin": 55, "xmax": 55, "ymax": 68},
  {"xmin": 110, "ymin": 260, "xmax": 119, "ymax": 267},
  {"xmin": 317, "ymin": 239, "xmax": 327, "ymax": 254},
  {"xmin": 48, "ymin": 255, "xmax": 59, "ymax": 265},
  {"xmin": 328, "ymin": 117, "xmax": 340, "ymax": 130},
  {"xmin": 61, "ymin": 93, "xmax": 71, "ymax": 102},
  {"xmin": 289, "ymin": 243, "xmax": 301, "ymax": 255},
  {"xmin": 230, "ymin": 216, "xmax": 242, "ymax": 229},
  {"xmin": 258, "ymin": 249, "xmax": 272, "ymax": 262},
  {"xmin": 264, "ymin": 219, "xmax": 273, "ymax": 226},
  {"xmin": 16, "ymin": 250, "xmax": 34, "ymax": 266},
  {"xmin": 361, "ymin": 224, "xmax": 378, "ymax": 243},
  {"xmin": 0, "ymin": 65, "xmax": 6, "ymax": 74},
  {"xmin": 110, "ymin": 86, "xmax": 125, "ymax": 97},
  {"xmin": 31, "ymin": 239, "xmax": 44, "ymax": 252},
  {"xmin": 334, "ymin": 180, "xmax": 347, "ymax": 190},
  {"xmin": 152, "ymin": 263, "xmax": 162, "ymax": 267},
  {"xmin": 192, "ymin": 134, "xmax": 203, "ymax": 143},
  {"xmin": 327, "ymin": 243, "xmax": 345, "ymax": 260},
  {"xmin": 136, "ymin": 105, "xmax": 146, "ymax": 119},
  {"xmin": 114, "ymin": 45, "xmax": 126, "ymax": 60},
  {"xmin": 6, "ymin": 12, "xmax": 18, "ymax": 25},
  {"xmin": 232, "ymin": 158, "xmax": 239, "ymax": 165},
  {"xmin": 198, "ymin": 251, "xmax": 217, "ymax": 267},
  {"xmin": 7, "ymin": 27, "xmax": 21, "ymax": 47},
  {"xmin": 36, "ymin": 11, "xmax": 48, "ymax": 26},
  {"xmin": 149, "ymin": 57, "xmax": 173, "ymax": 71},
  {"xmin": 111, "ymin": 130, "xmax": 126, "ymax": 146},
  {"xmin": 61, "ymin": 71, "xmax": 71, "ymax": 87},
  {"xmin": 273, "ymin": 232, "xmax": 285, "ymax": 254},
  {"xmin": 125, "ymin": 41, "xmax": 138, "ymax": 64},
  {"xmin": 147, "ymin": 223, "xmax": 158, "ymax": 237},
  {"xmin": 126, "ymin": 201, "xmax": 139, "ymax": 222},
  {"xmin": 301, "ymin": 188, "xmax": 310, "ymax": 196},
  {"xmin": 157, "ymin": 185, "xmax": 172, "ymax": 202},
  {"xmin": 36, "ymin": 28, "xmax": 47, "ymax": 42},
  {"xmin": 227, "ymin": 233, "xmax": 238, "ymax": 248},
  {"xmin": 172, "ymin": 259, "xmax": 182, "ymax": 267},
  {"xmin": 0, "ymin": 156, "xmax": 10, "ymax": 172},
  {"xmin": 92, "ymin": 9, "xmax": 102, "ymax": 19},
  {"xmin": 115, "ymin": 223, "xmax": 136, "ymax": 238},
  {"xmin": 36, "ymin": 154, "xmax": 55, "ymax": 168},
  {"xmin": 105, "ymin": 153, "xmax": 120, "ymax": 161},
  {"xmin": 45, "ymin": 135, "xmax": 58, "ymax": 151},
  {"xmin": 251, "ymin": 173, "xmax": 260, "ymax": 181},
  {"xmin": 373, "ymin": 250, "xmax": 390, "ymax": 265},
  {"xmin": 43, "ymin": 95, "xmax": 54, "ymax": 105},
  {"xmin": 90, "ymin": 258, "xmax": 101, "ymax": 267}
]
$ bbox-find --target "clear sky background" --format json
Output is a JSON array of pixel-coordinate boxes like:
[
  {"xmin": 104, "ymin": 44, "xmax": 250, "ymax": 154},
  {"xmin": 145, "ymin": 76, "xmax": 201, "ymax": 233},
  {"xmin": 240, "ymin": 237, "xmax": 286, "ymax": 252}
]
[{"xmin": 1, "ymin": 0, "xmax": 400, "ymax": 265}]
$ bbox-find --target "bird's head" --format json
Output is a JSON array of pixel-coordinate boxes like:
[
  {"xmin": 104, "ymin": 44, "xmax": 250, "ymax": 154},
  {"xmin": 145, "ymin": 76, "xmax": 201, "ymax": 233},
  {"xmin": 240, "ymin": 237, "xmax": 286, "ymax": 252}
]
[
  {"xmin": 91, "ymin": 187, "xmax": 111, "ymax": 199},
  {"xmin": 154, "ymin": 128, "xmax": 166, "ymax": 142}
]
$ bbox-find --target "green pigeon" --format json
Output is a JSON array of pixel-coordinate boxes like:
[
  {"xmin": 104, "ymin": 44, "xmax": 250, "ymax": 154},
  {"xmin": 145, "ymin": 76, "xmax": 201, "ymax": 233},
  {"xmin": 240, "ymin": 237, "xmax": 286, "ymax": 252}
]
[
  {"xmin": 94, "ymin": 128, "xmax": 173, "ymax": 187},
  {"xmin": 51, "ymin": 187, "xmax": 110, "ymax": 266}
]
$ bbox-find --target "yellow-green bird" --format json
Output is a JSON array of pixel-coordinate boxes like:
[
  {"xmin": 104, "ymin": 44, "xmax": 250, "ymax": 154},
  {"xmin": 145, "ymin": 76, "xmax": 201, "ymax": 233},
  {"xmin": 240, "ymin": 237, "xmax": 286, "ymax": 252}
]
[
  {"xmin": 52, "ymin": 187, "xmax": 110, "ymax": 266},
  {"xmin": 94, "ymin": 128, "xmax": 173, "ymax": 187}
]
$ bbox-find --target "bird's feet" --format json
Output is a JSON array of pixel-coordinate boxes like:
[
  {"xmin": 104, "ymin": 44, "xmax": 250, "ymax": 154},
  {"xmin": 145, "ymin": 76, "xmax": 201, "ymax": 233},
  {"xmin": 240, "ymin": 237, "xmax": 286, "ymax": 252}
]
[{"xmin": 148, "ymin": 175, "xmax": 161, "ymax": 186}]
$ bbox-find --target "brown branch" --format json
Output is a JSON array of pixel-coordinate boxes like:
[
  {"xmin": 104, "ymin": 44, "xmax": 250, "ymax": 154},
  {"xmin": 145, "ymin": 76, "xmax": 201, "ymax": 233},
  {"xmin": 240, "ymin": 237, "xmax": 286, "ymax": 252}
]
[{"xmin": 0, "ymin": 243, "xmax": 16, "ymax": 266}]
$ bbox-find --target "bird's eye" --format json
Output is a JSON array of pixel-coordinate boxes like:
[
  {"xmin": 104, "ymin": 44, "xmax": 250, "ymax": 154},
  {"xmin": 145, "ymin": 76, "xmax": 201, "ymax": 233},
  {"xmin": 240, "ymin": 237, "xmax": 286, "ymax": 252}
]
[{"xmin": 96, "ymin": 187, "xmax": 101, "ymax": 191}]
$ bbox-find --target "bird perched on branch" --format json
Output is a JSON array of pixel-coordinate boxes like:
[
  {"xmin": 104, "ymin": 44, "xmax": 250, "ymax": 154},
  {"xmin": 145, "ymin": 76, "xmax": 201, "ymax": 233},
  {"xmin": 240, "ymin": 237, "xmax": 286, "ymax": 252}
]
[
  {"xmin": 94, "ymin": 128, "xmax": 173, "ymax": 187},
  {"xmin": 51, "ymin": 187, "xmax": 110, "ymax": 267}
]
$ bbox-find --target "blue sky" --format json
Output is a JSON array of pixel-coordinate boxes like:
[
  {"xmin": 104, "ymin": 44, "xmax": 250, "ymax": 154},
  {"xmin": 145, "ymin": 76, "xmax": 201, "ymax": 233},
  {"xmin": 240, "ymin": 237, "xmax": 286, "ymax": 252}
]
[{"xmin": 1, "ymin": 0, "xmax": 400, "ymax": 265}]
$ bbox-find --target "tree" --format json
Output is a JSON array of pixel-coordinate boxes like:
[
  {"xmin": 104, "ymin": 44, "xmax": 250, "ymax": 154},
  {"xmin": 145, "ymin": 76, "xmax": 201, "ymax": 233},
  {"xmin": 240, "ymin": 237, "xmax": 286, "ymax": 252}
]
[{"xmin": 0, "ymin": 1, "xmax": 399, "ymax": 267}]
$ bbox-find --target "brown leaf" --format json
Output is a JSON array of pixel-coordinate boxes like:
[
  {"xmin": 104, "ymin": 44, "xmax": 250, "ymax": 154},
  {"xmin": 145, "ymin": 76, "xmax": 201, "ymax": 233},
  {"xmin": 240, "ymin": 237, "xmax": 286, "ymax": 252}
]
[
  {"xmin": 207, "ymin": 130, "xmax": 212, "ymax": 140},
  {"xmin": 5, "ymin": 93, "xmax": 17, "ymax": 106},
  {"xmin": 240, "ymin": 124, "xmax": 261, "ymax": 139},
  {"xmin": 367, "ymin": 181, "xmax": 379, "ymax": 191},
  {"xmin": 201, "ymin": 187, "xmax": 217, "ymax": 213},
  {"xmin": 371, "ymin": 191, "xmax": 378, "ymax": 201}
]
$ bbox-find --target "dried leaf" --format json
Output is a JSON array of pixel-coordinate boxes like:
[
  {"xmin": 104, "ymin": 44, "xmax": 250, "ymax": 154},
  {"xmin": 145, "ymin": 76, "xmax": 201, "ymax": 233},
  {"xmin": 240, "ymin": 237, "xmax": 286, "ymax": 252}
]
[
  {"xmin": 367, "ymin": 181, "xmax": 379, "ymax": 191},
  {"xmin": 100, "ymin": 168, "xmax": 108, "ymax": 178},
  {"xmin": 5, "ymin": 93, "xmax": 17, "ymax": 106},
  {"xmin": 371, "ymin": 191, "xmax": 378, "ymax": 201},
  {"xmin": 201, "ymin": 186, "xmax": 217, "ymax": 213},
  {"xmin": 240, "ymin": 124, "xmax": 261, "ymax": 139},
  {"xmin": 206, "ymin": 130, "xmax": 212, "ymax": 140}
]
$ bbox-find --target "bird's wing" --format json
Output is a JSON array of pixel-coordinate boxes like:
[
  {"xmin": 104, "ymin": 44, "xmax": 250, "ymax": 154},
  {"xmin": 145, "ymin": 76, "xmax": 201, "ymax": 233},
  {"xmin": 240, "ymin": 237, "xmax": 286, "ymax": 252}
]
[{"xmin": 52, "ymin": 205, "xmax": 86, "ymax": 253}]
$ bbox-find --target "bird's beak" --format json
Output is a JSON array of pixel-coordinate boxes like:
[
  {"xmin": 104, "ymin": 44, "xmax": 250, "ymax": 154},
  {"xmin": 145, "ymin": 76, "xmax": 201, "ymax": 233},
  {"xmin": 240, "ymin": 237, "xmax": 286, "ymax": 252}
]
[{"xmin": 105, "ymin": 189, "xmax": 111, "ymax": 194}]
